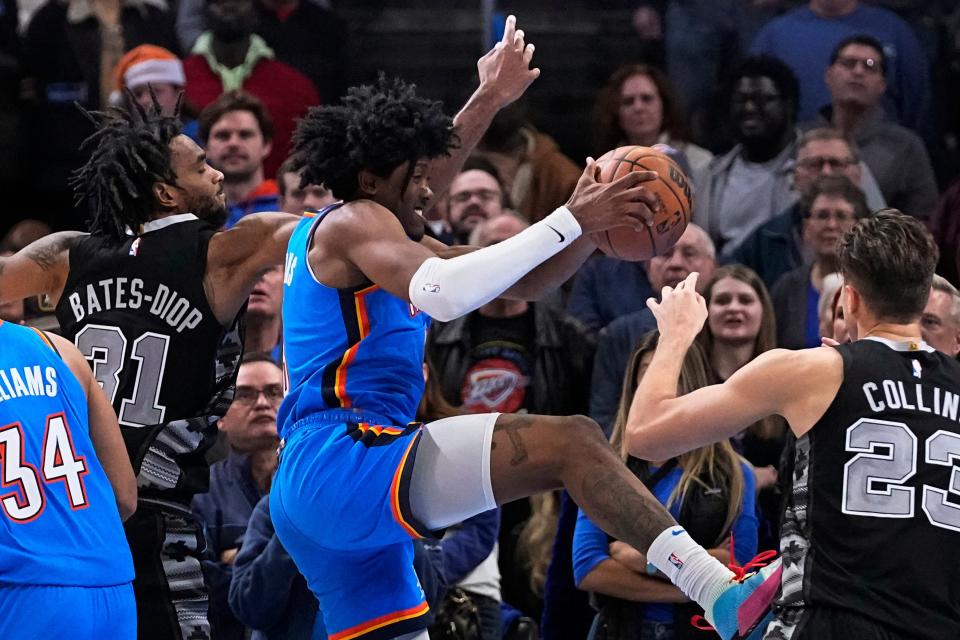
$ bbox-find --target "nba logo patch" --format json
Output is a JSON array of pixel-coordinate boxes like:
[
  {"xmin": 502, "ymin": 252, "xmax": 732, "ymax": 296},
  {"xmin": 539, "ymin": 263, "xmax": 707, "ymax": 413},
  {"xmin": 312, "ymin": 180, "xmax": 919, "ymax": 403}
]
[
  {"xmin": 668, "ymin": 552, "xmax": 685, "ymax": 570},
  {"xmin": 912, "ymin": 359, "xmax": 922, "ymax": 379},
  {"xmin": 421, "ymin": 283, "xmax": 440, "ymax": 294},
  {"xmin": 129, "ymin": 238, "xmax": 141, "ymax": 256}
]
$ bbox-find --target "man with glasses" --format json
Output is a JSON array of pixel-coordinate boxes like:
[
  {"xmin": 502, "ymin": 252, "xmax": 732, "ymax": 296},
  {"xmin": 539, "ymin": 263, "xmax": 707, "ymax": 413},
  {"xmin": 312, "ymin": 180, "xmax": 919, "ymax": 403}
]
[
  {"xmin": 695, "ymin": 56, "xmax": 801, "ymax": 259},
  {"xmin": 192, "ymin": 352, "xmax": 285, "ymax": 639},
  {"xmin": 814, "ymin": 34, "xmax": 937, "ymax": 219},
  {"xmin": 446, "ymin": 157, "xmax": 508, "ymax": 244},
  {"xmin": 771, "ymin": 175, "xmax": 870, "ymax": 349},
  {"xmin": 750, "ymin": 0, "xmax": 931, "ymax": 134},
  {"xmin": 731, "ymin": 127, "xmax": 883, "ymax": 288}
]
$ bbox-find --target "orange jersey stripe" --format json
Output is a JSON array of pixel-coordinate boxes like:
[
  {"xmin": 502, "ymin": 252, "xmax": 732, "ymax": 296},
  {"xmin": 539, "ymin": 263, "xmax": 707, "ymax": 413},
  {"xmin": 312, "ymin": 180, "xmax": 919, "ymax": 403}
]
[
  {"xmin": 329, "ymin": 601, "xmax": 430, "ymax": 640},
  {"xmin": 390, "ymin": 433, "xmax": 423, "ymax": 538},
  {"xmin": 332, "ymin": 285, "xmax": 380, "ymax": 407},
  {"xmin": 29, "ymin": 327, "xmax": 55, "ymax": 352}
]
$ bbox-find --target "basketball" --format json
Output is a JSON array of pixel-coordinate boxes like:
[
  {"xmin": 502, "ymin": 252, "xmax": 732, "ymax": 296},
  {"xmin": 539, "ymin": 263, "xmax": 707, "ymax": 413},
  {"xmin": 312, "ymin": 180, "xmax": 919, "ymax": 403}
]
[{"xmin": 591, "ymin": 145, "xmax": 693, "ymax": 261}]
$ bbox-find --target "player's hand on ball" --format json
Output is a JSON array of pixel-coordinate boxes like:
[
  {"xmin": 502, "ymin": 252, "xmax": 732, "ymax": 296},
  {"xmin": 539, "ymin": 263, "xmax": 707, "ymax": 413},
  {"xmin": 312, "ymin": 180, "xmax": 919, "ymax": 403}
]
[
  {"xmin": 647, "ymin": 271, "xmax": 707, "ymax": 343},
  {"xmin": 477, "ymin": 14, "xmax": 540, "ymax": 108},
  {"xmin": 565, "ymin": 157, "xmax": 659, "ymax": 234}
]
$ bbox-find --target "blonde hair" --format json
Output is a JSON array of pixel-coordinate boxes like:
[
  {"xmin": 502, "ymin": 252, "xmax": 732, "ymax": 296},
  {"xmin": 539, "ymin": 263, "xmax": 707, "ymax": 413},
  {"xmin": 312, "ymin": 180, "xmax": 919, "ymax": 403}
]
[
  {"xmin": 612, "ymin": 330, "xmax": 746, "ymax": 539},
  {"xmin": 516, "ymin": 490, "xmax": 559, "ymax": 597}
]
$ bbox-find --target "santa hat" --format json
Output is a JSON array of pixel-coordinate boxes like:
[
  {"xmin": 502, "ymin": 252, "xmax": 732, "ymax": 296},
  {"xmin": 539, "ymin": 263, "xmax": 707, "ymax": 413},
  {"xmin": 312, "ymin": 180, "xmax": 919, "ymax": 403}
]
[{"xmin": 110, "ymin": 45, "xmax": 186, "ymax": 106}]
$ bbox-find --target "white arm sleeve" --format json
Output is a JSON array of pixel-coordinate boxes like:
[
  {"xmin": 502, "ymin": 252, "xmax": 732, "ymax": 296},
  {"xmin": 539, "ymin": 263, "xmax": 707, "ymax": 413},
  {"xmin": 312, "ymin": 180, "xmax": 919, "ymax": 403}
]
[{"xmin": 408, "ymin": 206, "xmax": 582, "ymax": 321}]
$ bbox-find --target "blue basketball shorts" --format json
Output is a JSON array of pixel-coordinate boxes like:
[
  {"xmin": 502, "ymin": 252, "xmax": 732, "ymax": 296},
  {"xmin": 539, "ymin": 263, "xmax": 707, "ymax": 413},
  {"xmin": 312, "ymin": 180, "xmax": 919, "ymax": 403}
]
[
  {"xmin": 271, "ymin": 409, "xmax": 435, "ymax": 640},
  {"xmin": 0, "ymin": 582, "xmax": 135, "ymax": 639}
]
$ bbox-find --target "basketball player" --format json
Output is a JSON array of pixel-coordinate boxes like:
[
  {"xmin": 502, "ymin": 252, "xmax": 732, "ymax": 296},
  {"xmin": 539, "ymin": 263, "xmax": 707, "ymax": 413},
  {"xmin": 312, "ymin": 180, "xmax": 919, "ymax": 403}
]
[
  {"xmin": 627, "ymin": 210, "xmax": 959, "ymax": 639},
  {"xmin": 0, "ymin": 18, "xmax": 558, "ymax": 638},
  {"xmin": 273, "ymin": 18, "xmax": 765, "ymax": 640},
  {"xmin": 0, "ymin": 320, "xmax": 137, "ymax": 639},
  {"xmin": 0, "ymin": 103, "xmax": 293, "ymax": 639}
]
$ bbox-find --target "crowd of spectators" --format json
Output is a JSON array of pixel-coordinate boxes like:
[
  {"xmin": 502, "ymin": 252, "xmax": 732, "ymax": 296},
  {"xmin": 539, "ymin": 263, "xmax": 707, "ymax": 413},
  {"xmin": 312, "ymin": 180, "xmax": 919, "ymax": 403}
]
[{"xmin": 4, "ymin": 1, "xmax": 960, "ymax": 640}]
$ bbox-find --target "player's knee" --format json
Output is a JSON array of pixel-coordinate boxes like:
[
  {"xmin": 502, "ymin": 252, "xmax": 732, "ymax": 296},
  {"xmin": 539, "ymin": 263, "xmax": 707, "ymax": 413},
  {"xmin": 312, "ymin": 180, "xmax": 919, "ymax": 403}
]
[{"xmin": 561, "ymin": 414, "xmax": 608, "ymax": 450}]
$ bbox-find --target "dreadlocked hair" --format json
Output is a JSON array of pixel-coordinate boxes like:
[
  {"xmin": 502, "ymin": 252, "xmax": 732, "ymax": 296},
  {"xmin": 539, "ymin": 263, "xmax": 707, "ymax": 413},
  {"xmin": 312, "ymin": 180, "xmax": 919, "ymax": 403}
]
[
  {"xmin": 292, "ymin": 74, "xmax": 458, "ymax": 200},
  {"xmin": 71, "ymin": 92, "xmax": 184, "ymax": 239}
]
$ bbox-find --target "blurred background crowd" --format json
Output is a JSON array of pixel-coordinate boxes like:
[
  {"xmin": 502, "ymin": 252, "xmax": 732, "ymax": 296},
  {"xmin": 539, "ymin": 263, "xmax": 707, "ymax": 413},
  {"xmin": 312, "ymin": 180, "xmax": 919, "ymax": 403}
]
[{"xmin": 3, "ymin": 1, "xmax": 960, "ymax": 639}]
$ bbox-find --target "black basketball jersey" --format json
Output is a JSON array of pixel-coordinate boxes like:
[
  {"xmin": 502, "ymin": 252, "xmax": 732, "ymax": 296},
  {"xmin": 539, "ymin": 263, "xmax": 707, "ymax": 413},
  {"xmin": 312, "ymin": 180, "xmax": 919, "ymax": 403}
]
[
  {"xmin": 772, "ymin": 338, "xmax": 960, "ymax": 639},
  {"xmin": 55, "ymin": 215, "xmax": 226, "ymax": 427}
]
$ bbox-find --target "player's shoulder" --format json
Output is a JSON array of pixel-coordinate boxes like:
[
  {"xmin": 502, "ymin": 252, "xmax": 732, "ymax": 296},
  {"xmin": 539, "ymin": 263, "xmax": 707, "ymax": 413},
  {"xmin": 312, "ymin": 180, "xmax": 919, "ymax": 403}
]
[
  {"xmin": 752, "ymin": 345, "xmax": 843, "ymax": 378},
  {"xmin": 314, "ymin": 199, "xmax": 404, "ymax": 241},
  {"xmin": 40, "ymin": 332, "xmax": 91, "ymax": 394}
]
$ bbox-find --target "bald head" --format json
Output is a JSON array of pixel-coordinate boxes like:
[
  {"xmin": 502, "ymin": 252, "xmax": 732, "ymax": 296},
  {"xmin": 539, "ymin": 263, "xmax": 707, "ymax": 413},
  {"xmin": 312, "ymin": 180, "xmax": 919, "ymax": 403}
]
[
  {"xmin": 469, "ymin": 214, "xmax": 528, "ymax": 247},
  {"xmin": 646, "ymin": 223, "xmax": 716, "ymax": 291}
]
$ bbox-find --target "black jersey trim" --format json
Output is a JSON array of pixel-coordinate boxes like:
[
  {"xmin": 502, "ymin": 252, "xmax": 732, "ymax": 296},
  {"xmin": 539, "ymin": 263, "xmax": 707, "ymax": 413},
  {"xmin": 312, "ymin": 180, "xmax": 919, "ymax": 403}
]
[{"xmin": 320, "ymin": 284, "xmax": 379, "ymax": 409}]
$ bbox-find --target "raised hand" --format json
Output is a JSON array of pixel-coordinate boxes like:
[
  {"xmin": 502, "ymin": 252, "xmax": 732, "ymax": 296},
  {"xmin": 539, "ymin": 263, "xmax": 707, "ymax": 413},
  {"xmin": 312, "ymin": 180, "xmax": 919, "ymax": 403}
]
[
  {"xmin": 564, "ymin": 157, "xmax": 659, "ymax": 234},
  {"xmin": 476, "ymin": 14, "xmax": 540, "ymax": 108},
  {"xmin": 647, "ymin": 271, "xmax": 708, "ymax": 345}
]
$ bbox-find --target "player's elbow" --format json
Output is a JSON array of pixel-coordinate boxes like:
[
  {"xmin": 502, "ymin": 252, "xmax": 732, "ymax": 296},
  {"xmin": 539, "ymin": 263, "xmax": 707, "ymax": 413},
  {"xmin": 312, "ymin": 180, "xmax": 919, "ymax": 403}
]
[
  {"xmin": 625, "ymin": 420, "xmax": 669, "ymax": 461},
  {"xmin": 409, "ymin": 286, "xmax": 478, "ymax": 322}
]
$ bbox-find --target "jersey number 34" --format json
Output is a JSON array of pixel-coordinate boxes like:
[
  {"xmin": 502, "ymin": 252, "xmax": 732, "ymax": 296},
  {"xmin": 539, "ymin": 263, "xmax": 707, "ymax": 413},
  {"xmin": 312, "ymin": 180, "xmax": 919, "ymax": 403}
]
[{"xmin": 0, "ymin": 413, "xmax": 88, "ymax": 523}]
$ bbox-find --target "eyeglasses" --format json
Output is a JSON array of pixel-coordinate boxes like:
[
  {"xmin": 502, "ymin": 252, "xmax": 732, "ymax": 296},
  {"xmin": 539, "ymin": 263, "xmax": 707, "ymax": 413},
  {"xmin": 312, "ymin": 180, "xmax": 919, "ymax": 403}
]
[
  {"xmin": 449, "ymin": 189, "xmax": 501, "ymax": 205},
  {"xmin": 808, "ymin": 209, "xmax": 855, "ymax": 223},
  {"xmin": 835, "ymin": 56, "xmax": 882, "ymax": 74},
  {"xmin": 233, "ymin": 384, "xmax": 284, "ymax": 405},
  {"xmin": 796, "ymin": 156, "xmax": 857, "ymax": 171}
]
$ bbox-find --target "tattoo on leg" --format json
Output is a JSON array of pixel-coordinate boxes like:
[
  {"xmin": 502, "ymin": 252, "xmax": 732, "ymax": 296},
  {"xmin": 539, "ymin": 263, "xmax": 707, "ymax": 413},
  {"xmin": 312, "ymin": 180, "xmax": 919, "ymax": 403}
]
[
  {"xmin": 579, "ymin": 466, "xmax": 674, "ymax": 552},
  {"xmin": 493, "ymin": 416, "xmax": 535, "ymax": 466}
]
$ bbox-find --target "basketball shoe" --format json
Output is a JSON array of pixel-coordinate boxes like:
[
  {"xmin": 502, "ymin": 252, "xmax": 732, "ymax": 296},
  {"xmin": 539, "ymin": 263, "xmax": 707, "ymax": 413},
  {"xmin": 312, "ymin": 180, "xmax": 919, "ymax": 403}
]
[{"xmin": 698, "ymin": 554, "xmax": 782, "ymax": 640}]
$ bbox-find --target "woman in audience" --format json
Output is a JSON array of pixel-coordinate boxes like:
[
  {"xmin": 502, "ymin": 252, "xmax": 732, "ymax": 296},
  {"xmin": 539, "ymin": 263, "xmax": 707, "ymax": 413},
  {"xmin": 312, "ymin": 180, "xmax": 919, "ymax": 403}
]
[
  {"xmin": 770, "ymin": 175, "xmax": 869, "ymax": 349},
  {"xmin": 696, "ymin": 265, "xmax": 785, "ymax": 550},
  {"xmin": 574, "ymin": 330, "xmax": 756, "ymax": 640},
  {"xmin": 591, "ymin": 64, "xmax": 713, "ymax": 184}
]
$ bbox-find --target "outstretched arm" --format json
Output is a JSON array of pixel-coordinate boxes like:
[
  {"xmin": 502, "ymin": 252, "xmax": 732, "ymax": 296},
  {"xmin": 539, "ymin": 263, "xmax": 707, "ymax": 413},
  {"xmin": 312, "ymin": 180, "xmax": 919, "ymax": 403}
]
[
  {"xmin": 427, "ymin": 14, "xmax": 540, "ymax": 200},
  {"xmin": 420, "ymin": 161, "xmax": 660, "ymax": 302},
  {"xmin": 333, "ymin": 166, "xmax": 656, "ymax": 320},
  {"xmin": 0, "ymin": 231, "xmax": 84, "ymax": 305},
  {"xmin": 205, "ymin": 212, "xmax": 301, "ymax": 324},
  {"xmin": 625, "ymin": 273, "xmax": 841, "ymax": 461}
]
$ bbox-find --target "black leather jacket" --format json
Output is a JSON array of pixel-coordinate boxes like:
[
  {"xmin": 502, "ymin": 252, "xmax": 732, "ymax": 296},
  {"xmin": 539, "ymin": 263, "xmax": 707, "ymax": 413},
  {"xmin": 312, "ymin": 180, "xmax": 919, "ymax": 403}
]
[{"xmin": 426, "ymin": 304, "xmax": 596, "ymax": 417}]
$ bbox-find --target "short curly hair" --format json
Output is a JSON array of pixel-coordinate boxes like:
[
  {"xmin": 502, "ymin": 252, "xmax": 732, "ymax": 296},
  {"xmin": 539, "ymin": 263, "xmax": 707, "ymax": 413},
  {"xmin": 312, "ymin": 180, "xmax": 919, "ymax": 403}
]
[
  {"xmin": 71, "ymin": 94, "xmax": 183, "ymax": 239},
  {"xmin": 291, "ymin": 75, "xmax": 458, "ymax": 200}
]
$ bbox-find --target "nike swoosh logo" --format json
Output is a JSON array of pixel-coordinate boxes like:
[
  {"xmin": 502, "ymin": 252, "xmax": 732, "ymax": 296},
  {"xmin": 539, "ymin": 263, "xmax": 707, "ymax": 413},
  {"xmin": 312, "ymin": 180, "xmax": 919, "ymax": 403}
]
[
  {"xmin": 546, "ymin": 224, "xmax": 565, "ymax": 242},
  {"xmin": 671, "ymin": 528, "xmax": 684, "ymax": 536}
]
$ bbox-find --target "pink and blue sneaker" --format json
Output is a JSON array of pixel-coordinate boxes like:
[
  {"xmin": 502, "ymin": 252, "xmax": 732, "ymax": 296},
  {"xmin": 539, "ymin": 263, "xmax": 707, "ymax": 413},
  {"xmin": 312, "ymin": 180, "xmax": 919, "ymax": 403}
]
[{"xmin": 694, "ymin": 552, "xmax": 782, "ymax": 640}]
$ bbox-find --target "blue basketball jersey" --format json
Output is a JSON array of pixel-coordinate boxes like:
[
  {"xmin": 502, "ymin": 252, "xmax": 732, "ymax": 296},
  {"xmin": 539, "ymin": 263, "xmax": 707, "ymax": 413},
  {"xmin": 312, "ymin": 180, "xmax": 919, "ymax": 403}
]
[
  {"xmin": 0, "ymin": 320, "xmax": 134, "ymax": 586},
  {"xmin": 279, "ymin": 204, "xmax": 431, "ymax": 436}
]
